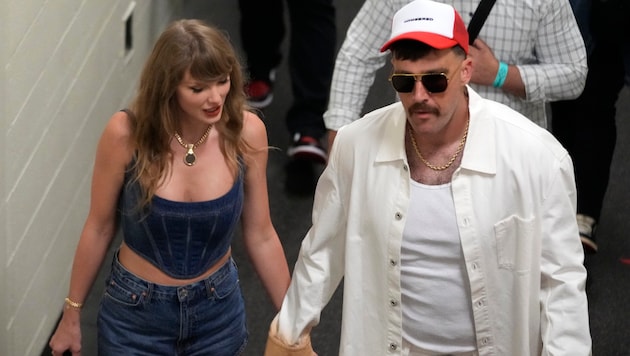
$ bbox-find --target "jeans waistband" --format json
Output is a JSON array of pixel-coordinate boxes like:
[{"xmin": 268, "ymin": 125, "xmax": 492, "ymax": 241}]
[{"xmin": 110, "ymin": 250, "xmax": 235, "ymax": 302}]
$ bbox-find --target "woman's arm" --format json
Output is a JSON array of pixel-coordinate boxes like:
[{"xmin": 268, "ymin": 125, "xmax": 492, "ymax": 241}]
[
  {"xmin": 49, "ymin": 111, "xmax": 134, "ymax": 355},
  {"xmin": 239, "ymin": 111, "xmax": 291, "ymax": 311}
]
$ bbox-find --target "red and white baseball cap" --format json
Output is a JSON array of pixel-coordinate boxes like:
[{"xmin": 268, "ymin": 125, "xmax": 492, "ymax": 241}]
[{"xmin": 380, "ymin": 0, "xmax": 469, "ymax": 54}]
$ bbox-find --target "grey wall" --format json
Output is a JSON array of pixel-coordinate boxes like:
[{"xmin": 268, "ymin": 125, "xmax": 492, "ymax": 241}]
[{"xmin": 1, "ymin": 1, "xmax": 181, "ymax": 354}]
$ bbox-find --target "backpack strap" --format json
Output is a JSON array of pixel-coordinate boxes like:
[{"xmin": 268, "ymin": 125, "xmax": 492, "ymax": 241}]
[{"xmin": 467, "ymin": 0, "xmax": 497, "ymax": 44}]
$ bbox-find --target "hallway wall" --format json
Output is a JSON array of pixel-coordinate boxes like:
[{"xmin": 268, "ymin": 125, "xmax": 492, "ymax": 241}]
[{"xmin": 1, "ymin": 1, "xmax": 181, "ymax": 354}]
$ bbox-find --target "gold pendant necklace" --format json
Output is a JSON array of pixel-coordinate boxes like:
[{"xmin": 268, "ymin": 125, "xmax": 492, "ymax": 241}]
[
  {"xmin": 408, "ymin": 118, "xmax": 469, "ymax": 171},
  {"xmin": 174, "ymin": 125, "xmax": 213, "ymax": 166}
]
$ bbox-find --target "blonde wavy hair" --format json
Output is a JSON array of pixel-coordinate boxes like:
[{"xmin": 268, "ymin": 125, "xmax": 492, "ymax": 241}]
[{"xmin": 127, "ymin": 19, "xmax": 250, "ymax": 208}]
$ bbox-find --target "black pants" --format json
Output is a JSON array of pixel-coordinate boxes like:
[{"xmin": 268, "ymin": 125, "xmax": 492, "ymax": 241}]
[
  {"xmin": 238, "ymin": 0, "xmax": 336, "ymax": 140},
  {"xmin": 551, "ymin": 0, "xmax": 629, "ymax": 221}
]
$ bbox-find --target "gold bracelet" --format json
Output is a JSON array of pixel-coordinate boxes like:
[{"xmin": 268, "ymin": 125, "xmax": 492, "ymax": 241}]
[{"xmin": 64, "ymin": 297, "xmax": 83, "ymax": 309}]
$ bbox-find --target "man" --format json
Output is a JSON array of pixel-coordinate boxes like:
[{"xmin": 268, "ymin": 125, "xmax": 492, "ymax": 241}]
[
  {"xmin": 324, "ymin": 0, "xmax": 587, "ymax": 148},
  {"xmin": 265, "ymin": 1, "xmax": 591, "ymax": 355}
]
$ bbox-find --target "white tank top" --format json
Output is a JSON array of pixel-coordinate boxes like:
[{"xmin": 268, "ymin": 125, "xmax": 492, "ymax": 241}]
[{"xmin": 400, "ymin": 180, "xmax": 476, "ymax": 353}]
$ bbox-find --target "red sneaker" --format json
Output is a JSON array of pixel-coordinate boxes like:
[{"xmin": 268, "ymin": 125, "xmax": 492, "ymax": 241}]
[
  {"xmin": 287, "ymin": 133, "xmax": 327, "ymax": 165},
  {"xmin": 245, "ymin": 79, "xmax": 273, "ymax": 108}
]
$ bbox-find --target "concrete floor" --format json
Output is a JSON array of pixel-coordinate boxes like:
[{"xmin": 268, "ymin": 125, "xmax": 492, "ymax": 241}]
[{"xmin": 43, "ymin": 0, "xmax": 630, "ymax": 355}]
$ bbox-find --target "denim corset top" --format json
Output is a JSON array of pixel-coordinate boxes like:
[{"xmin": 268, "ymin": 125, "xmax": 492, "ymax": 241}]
[{"xmin": 119, "ymin": 166, "xmax": 244, "ymax": 279}]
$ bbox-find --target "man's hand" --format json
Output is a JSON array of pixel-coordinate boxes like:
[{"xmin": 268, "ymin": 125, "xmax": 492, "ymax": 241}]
[
  {"xmin": 468, "ymin": 38, "xmax": 500, "ymax": 87},
  {"xmin": 468, "ymin": 38, "xmax": 526, "ymax": 98}
]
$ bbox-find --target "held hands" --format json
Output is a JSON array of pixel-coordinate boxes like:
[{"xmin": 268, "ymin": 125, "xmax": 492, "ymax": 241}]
[
  {"xmin": 49, "ymin": 309, "xmax": 82, "ymax": 356},
  {"xmin": 264, "ymin": 315, "xmax": 317, "ymax": 356}
]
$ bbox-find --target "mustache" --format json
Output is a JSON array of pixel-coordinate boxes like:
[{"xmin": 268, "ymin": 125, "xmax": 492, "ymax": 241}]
[{"xmin": 408, "ymin": 102, "xmax": 439, "ymax": 116}]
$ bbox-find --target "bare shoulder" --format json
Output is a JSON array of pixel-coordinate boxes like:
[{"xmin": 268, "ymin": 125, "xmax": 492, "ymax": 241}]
[
  {"xmin": 241, "ymin": 110, "xmax": 268, "ymax": 149},
  {"xmin": 105, "ymin": 110, "xmax": 133, "ymax": 140},
  {"xmin": 98, "ymin": 110, "xmax": 135, "ymax": 163}
]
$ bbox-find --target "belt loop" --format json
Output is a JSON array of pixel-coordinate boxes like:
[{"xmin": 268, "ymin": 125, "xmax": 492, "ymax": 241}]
[{"xmin": 144, "ymin": 282, "xmax": 154, "ymax": 302}]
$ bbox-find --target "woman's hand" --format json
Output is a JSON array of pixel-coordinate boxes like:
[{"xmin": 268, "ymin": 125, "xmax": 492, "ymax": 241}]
[{"xmin": 49, "ymin": 309, "xmax": 82, "ymax": 356}]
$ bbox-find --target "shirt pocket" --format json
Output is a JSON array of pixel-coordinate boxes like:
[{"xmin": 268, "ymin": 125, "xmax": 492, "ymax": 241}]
[{"xmin": 494, "ymin": 214, "xmax": 535, "ymax": 273}]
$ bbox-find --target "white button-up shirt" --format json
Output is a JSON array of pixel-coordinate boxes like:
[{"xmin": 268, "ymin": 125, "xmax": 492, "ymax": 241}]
[
  {"xmin": 278, "ymin": 87, "xmax": 591, "ymax": 355},
  {"xmin": 324, "ymin": 0, "xmax": 587, "ymax": 130}
]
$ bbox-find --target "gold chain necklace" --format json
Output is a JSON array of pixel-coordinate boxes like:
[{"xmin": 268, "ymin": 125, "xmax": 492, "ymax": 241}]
[
  {"xmin": 408, "ymin": 118, "xmax": 469, "ymax": 171},
  {"xmin": 174, "ymin": 125, "xmax": 213, "ymax": 166}
]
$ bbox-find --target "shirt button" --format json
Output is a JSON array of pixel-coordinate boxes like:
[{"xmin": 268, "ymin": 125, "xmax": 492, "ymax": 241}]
[
  {"xmin": 389, "ymin": 343, "xmax": 398, "ymax": 351},
  {"xmin": 390, "ymin": 259, "xmax": 397, "ymax": 266},
  {"xmin": 390, "ymin": 299, "xmax": 398, "ymax": 307},
  {"xmin": 395, "ymin": 212, "xmax": 403, "ymax": 220},
  {"xmin": 403, "ymin": 164, "xmax": 409, "ymax": 171},
  {"xmin": 481, "ymin": 337, "xmax": 490, "ymax": 345},
  {"xmin": 476, "ymin": 300, "xmax": 485, "ymax": 308},
  {"xmin": 471, "ymin": 263, "xmax": 478, "ymax": 271}
]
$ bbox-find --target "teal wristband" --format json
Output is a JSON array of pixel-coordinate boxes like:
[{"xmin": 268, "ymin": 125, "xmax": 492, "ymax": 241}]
[{"xmin": 493, "ymin": 61, "xmax": 508, "ymax": 88}]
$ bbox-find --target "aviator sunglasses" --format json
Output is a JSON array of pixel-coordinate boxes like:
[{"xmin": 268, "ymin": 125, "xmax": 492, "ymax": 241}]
[{"xmin": 389, "ymin": 72, "xmax": 450, "ymax": 93}]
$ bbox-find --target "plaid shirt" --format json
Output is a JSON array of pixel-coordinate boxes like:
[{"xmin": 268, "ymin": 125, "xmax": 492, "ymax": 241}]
[{"xmin": 324, "ymin": 0, "xmax": 587, "ymax": 130}]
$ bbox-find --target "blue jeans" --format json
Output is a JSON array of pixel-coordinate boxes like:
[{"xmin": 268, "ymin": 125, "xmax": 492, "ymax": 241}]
[{"xmin": 97, "ymin": 253, "xmax": 248, "ymax": 355}]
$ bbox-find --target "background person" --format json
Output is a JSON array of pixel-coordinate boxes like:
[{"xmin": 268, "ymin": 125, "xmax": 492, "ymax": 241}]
[
  {"xmin": 550, "ymin": 0, "xmax": 630, "ymax": 255},
  {"xmin": 238, "ymin": 0, "xmax": 336, "ymax": 195},
  {"xmin": 324, "ymin": 0, "xmax": 587, "ymax": 149}
]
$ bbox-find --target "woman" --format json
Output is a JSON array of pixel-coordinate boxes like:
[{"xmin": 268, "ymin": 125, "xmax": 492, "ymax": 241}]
[{"xmin": 49, "ymin": 19, "xmax": 290, "ymax": 355}]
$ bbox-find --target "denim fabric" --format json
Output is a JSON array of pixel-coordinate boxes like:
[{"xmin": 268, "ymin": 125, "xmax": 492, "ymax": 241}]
[
  {"xmin": 97, "ymin": 253, "xmax": 248, "ymax": 355},
  {"xmin": 119, "ymin": 165, "xmax": 244, "ymax": 279}
]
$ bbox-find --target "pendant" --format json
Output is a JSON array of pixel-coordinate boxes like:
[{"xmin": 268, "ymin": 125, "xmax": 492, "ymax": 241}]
[{"xmin": 184, "ymin": 144, "xmax": 196, "ymax": 166}]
